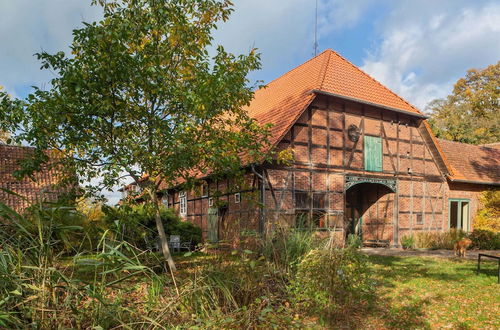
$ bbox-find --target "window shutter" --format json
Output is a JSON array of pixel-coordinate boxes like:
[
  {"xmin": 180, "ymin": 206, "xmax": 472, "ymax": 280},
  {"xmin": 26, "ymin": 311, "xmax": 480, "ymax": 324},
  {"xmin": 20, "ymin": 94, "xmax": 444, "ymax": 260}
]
[{"xmin": 364, "ymin": 136, "xmax": 382, "ymax": 172}]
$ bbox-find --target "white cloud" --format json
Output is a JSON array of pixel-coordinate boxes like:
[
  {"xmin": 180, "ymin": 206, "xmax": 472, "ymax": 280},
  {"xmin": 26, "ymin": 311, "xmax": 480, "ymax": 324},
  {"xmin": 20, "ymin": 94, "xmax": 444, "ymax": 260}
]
[
  {"xmin": 360, "ymin": 0, "xmax": 500, "ymax": 110},
  {"xmin": 0, "ymin": 0, "xmax": 102, "ymax": 94}
]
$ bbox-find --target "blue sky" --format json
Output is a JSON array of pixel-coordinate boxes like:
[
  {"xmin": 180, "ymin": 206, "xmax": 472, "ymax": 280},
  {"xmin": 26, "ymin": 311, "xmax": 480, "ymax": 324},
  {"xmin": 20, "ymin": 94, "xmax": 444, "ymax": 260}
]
[{"xmin": 1, "ymin": 0, "xmax": 499, "ymax": 203}]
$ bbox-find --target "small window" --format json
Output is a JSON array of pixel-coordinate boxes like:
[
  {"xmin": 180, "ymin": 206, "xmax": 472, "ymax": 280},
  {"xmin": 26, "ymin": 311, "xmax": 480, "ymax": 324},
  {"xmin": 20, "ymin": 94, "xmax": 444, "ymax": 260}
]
[
  {"xmin": 234, "ymin": 193, "xmax": 241, "ymax": 204},
  {"xmin": 295, "ymin": 191, "xmax": 309, "ymax": 209},
  {"xmin": 415, "ymin": 213, "xmax": 423, "ymax": 225},
  {"xmin": 313, "ymin": 193, "xmax": 326, "ymax": 209},
  {"xmin": 162, "ymin": 195, "xmax": 169, "ymax": 207},
  {"xmin": 364, "ymin": 135, "xmax": 382, "ymax": 172},
  {"xmin": 208, "ymin": 197, "xmax": 213, "ymax": 207},
  {"xmin": 179, "ymin": 191, "xmax": 187, "ymax": 216},
  {"xmin": 201, "ymin": 182, "xmax": 208, "ymax": 197}
]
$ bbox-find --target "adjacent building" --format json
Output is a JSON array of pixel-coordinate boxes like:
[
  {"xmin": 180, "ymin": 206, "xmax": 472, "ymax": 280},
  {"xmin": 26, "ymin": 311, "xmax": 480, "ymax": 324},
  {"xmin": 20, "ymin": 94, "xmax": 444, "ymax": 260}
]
[{"xmin": 0, "ymin": 144, "xmax": 70, "ymax": 213}]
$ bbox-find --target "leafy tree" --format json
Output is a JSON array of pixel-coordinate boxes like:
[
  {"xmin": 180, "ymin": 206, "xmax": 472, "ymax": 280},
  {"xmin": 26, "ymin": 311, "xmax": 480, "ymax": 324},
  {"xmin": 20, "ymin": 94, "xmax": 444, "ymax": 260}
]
[
  {"xmin": 427, "ymin": 61, "xmax": 500, "ymax": 144},
  {"xmin": 0, "ymin": 0, "xmax": 271, "ymax": 272}
]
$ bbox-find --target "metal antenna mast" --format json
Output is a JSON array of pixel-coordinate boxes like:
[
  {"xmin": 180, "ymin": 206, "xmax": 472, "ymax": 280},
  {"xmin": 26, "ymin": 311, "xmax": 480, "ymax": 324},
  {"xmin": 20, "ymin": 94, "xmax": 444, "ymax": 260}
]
[{"xmin": 314, "ymin": 0, "xmax": 318, "ymax": 56}]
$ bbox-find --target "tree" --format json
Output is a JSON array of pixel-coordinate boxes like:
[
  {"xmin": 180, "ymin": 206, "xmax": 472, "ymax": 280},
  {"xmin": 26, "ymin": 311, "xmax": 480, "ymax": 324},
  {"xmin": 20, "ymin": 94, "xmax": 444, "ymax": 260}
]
[
  {"xmin": 0, "ymin": 0, "xmax": 271, "ymax": 273},
  {"xmin": 427, "ymin": 61, "xmax": 500, "ymax": 144}
]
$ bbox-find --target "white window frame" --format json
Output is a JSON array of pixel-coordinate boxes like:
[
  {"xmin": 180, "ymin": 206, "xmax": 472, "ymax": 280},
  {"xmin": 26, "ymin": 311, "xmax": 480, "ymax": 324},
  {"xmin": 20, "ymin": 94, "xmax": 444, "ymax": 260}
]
[
  {"xmin": 179, "ymin": 191, "xmax": 187, "ymax": 216},
  {"xmin": 208, "ymin": 197, "xmax": 214, "ymax": 207},
  {"xmin": 234, "ymin": 193, "xmax": 241, "ymax": 204}
]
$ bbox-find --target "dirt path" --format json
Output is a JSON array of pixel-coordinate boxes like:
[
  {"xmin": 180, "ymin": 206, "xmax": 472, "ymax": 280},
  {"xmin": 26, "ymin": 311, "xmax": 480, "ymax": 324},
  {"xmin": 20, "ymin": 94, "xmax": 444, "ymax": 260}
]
[{"xmin": 361, "ymin": 247, "xmax": 500, "ymax": 261}]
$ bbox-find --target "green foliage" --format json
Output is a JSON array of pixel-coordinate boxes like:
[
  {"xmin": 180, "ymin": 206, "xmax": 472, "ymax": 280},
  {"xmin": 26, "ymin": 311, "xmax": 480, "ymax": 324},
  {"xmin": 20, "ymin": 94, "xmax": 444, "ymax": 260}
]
[
  {"xmin": 347, "ymin": 233, "xmax": 362, "ymax": 249},
  {"xmin": 0, "ymin": 0, "xmax": 271, "ymax": 194},
  {"xmin": 260, "ymin": 227, "xmax": 320, "ymax": 273},
  {"xmin": 401, "ymin": 235, "xmax": 415, "ymax": 250},
  {"xmin": 291, "ymin": 247, "xmax": 375, "ymax": 325},
  {"xmin": 474, "ymin": 190, "xmax": 500, "ymax": 232},
  {"xmin": 102, "ymin": 204, "xmax": 202, "ymax": 249},
  {"xmin": 0, "ymin": 0, "xmax": 273, "ymax": 267},
  {"xmin": 468, "ymin": 229, "xmax": 500, "ymax": 250},
  {"xmin": 427, "ymin": 61, "xmax": 500, "ymax": 144},
  {"xmin": 412, "ymin": 229, "xmax": 466, "ymax": 249},
  {"xmin": 0, "ymin": 200, "xmax": 163, "ymax": 328}
]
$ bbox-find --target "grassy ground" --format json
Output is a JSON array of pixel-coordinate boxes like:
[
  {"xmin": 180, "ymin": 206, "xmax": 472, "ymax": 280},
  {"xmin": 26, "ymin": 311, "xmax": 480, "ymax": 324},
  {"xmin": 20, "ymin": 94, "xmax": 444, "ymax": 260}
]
[{"xmin": 364, "ymin": 255, "xmax": 500, "ymax": 329}]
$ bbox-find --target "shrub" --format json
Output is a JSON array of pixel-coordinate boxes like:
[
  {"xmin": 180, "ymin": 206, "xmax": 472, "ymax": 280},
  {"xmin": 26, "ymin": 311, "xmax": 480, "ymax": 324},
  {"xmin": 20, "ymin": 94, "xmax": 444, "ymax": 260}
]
[
  {"xmin": 102, "ymin": 204, "xmax": 201, "ymax": 249},
  {"xmin": 474, "ymin": 190, "xmax": 500, "ymax": 232},
  {"xmin": 291, "ymin": 247, "xmax": 375, "ymax": 325},
  {"xmin": 413, "ymin": 229, "xmax": 466, "ymax": 249},
  {"xmin": 347, "ymin": 233, "xmax": 362, "ymax": 249},
  {"xmin": 401, "ymin": 235, "xmax": 414, "ymax": 249},
  {"xmin": 468, "ymin": 229, "xmax": 500, "ymax": 250},
  {"xmin": 260, "ymin": 227, "xmax": 320, "ymax": 273}
]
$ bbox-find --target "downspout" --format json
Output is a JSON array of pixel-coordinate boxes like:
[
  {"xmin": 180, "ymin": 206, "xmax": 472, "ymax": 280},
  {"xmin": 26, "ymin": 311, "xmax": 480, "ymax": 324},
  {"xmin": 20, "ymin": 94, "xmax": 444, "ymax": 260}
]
[{"xmin": 251, "ymin": 164, "xmax": 266, "ymax": 236}]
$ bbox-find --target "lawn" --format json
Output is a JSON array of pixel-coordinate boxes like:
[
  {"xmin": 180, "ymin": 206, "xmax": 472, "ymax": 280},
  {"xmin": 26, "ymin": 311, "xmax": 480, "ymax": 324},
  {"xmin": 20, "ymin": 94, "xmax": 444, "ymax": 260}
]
[{"xmin": 364, "ymin": 255, "xmax": 500, "ymax": 329}]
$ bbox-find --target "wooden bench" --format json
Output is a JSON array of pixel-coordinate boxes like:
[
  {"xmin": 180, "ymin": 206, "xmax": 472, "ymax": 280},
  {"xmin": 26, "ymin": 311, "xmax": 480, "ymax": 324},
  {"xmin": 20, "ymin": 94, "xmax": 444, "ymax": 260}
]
[
  {"xmin": 477, "ymin": 253, "xmax": 500, "ymax": 284},
  {"xmin": 363, "ymin": 239, "xmax": 390, "ymax": 248}
]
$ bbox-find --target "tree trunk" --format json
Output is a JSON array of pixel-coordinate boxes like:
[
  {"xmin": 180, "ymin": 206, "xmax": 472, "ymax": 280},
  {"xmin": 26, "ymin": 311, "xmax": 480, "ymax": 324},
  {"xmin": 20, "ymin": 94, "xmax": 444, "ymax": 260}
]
[{"xmin": 148, "ymin": 189, "xmax": 177, "ymax": 272}]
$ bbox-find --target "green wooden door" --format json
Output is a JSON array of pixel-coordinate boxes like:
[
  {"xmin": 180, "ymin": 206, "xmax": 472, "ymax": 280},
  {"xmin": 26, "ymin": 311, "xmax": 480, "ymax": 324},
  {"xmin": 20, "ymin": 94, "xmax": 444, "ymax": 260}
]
[
  {"xmin": 364, "ymin": 136, "xmax": 382, "ymax": 172},
  {"xmin": 207, "ymin": 207, "xmax": 218, "ymax": 243}
]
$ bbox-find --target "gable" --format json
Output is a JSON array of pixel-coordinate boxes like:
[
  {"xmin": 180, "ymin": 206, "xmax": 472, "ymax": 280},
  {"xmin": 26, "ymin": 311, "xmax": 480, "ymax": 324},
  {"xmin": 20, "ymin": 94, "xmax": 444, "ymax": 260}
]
[{"xmin": 245, "ymin": 49, "xmax": 425, "ymax": 149}]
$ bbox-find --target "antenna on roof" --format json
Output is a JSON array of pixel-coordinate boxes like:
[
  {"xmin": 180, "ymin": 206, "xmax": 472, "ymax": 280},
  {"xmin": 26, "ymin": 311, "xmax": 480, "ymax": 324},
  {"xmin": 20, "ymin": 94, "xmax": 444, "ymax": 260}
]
[{"xmin": 314, "ymin": 0, "xmax": 318, "ymax": 56}]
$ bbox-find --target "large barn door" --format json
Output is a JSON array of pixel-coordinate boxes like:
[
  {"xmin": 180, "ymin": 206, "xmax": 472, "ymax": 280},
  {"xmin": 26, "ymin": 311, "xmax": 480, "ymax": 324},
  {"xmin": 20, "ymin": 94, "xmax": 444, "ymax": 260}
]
[{"xmin": 207, "ymin": 207, "xmax": 218, "ymax": 243}]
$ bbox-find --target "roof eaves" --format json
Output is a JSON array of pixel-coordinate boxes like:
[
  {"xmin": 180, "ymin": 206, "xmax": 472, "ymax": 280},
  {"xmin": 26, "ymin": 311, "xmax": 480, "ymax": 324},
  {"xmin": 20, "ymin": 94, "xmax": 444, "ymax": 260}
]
[
  {"xmin": 311, "ymin": 89, "xmax": 429, "ymax": 119},
  {"xmin": 448, "ymin": 177, "xmax": 500, "ymax": 186}
]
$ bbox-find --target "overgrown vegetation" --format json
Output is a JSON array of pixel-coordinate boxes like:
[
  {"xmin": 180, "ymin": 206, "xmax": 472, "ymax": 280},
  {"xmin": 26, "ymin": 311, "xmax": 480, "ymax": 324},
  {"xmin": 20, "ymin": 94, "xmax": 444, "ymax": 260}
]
[
  {"xmin": 0, "ymin": 198, "xmax": 377, "ymax": 328},
  {"xmin": 401, "ymin": 228, "xmax": 500, "ymax": 250}
]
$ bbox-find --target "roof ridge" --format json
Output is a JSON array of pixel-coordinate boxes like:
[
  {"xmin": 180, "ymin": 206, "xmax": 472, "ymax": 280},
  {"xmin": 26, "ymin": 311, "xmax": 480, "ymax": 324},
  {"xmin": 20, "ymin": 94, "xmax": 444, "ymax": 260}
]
[
  {"xmin": 259, "ymin": 49, "xmax": 331, "ymax": 90},
  {"xmin": 325, "ymin": 50, "xmax": 423, "ymax": 115},
  {"xmin": 318, "ymin": 49, "xmax": 332, "ymax": 90},
  {"xmin": 438, "ymin": 138, "xmax": 500, "ymax": 151}
]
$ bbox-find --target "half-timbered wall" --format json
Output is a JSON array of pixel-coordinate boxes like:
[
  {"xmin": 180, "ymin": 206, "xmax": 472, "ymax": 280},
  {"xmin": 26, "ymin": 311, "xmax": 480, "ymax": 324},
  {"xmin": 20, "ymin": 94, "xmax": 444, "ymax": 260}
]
[{"xmin": 166, "ymin": 94, "xmax": 493, "ymax": 246}]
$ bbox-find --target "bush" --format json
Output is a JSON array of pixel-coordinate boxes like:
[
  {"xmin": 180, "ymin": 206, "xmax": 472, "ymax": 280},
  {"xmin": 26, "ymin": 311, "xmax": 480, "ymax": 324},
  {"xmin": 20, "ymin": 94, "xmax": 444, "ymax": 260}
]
[
  {"xmin": 260, "ymin": 227, "xmax": 320, "ymax": 273},
  {"xmin": 413, "ymin": 229, "xmax": 466, "ymax": 249},
  {"xmin": 468, "ymin": 229, "xmax": 500, "ymax": 250},
  {"xmin": 401, "ymin": 235, "xmax": 414, "ymax": 249},
  {"xmin": 347, "ymin": 233, "xmax": 362, "ymax": 249},
  {"xmin": 102, "ymin": 204, "xmax": 201, "ymax": 250},
  {"xmin": 291, "ymin": 247, "xmax": 375, "ymax": 325}
]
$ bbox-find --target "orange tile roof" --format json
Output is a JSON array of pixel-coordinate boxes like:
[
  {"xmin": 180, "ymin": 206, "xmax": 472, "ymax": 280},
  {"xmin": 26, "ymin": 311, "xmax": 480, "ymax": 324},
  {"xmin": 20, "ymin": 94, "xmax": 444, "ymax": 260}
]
[
  {"xmin": 246, "ymin": 49, "xmax": 424, "ymax": 147},
  {"xmin": 438, "ymin": 139, "xmax": 500, "ymax": 185}
]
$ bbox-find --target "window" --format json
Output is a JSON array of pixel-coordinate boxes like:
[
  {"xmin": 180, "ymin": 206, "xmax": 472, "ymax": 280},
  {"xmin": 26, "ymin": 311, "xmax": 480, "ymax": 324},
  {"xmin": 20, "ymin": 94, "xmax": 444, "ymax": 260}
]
[
  {"xmin": 295, "ymin": 191, "xmax": 310, "ymax": 209},
  {"xmin": 364, "ymin": 135, "xmax": 382, "ymax": 172},
  {"xmin": 162, "ymin": 195, "xmax": 169, "ymax": 208},
  {"xmin": 313, "ymin": 193, "xmax": 326, "ymax": 209},
  {"xmin": 234, "ymin": 193, "xmax": 241, "ymax": 204},
  {"xmin": 208, "ymin": 197, "xmax": 214, "ymax": 207},
  {"xmin": 449, "ymin": 199, "xmax": 470, "ymax": 231},
  {"xmin": 179, "ymin": 191, "xmax": 187, "ymax": 216},
  {"xmin": 201, "ymin": 182, "xmax": 208, "ymax": 197},
  {"xmin": 415, "ymin": 213, "xmax": 423, "ymax": 225}
]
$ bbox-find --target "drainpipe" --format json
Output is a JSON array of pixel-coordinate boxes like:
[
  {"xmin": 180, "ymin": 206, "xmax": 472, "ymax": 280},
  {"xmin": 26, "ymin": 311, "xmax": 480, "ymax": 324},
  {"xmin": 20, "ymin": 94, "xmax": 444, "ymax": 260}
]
[{"xmin": 251, "ymin": 164, "xmax": 266, "ymax": 236}]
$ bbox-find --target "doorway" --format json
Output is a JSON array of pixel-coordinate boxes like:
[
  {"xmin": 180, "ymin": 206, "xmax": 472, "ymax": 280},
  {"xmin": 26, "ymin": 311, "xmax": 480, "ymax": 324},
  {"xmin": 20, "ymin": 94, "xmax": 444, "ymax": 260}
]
[
  {"xmin": 345, "ymin": 182, "xmax": 394, "ymax": 242},
  {"xmin": 207, "ymin": 207, "xmax": 218, "ymax": 243}
]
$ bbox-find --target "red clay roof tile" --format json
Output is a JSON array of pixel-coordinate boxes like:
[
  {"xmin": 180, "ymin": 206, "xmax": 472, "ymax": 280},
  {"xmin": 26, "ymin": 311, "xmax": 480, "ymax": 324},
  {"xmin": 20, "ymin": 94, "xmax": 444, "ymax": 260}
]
[{"xmin": 438, "ymin": 139, "xmax": 500, "ymax": 185}]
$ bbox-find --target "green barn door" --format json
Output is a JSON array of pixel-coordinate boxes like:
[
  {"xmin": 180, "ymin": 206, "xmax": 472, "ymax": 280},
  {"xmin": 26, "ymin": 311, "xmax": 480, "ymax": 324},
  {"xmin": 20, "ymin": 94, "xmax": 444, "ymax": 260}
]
[
  {"xmin": 207, "ymin": 207, "xmax": 219, "ymax": 243},
  {"xmin": 364, "ymin": 136, "xmax": 382, "ymax": 172}
]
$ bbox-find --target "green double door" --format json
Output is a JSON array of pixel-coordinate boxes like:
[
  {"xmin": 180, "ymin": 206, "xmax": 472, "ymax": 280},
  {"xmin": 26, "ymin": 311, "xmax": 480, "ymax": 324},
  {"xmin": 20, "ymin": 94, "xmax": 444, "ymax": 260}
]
[{"xmin": 207, "ymin": 207, "xmax": 219, "ymax": 243}]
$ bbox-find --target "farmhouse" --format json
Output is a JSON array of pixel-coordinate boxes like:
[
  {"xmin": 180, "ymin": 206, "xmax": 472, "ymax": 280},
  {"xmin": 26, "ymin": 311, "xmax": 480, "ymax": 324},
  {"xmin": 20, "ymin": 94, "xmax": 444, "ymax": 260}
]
[
  {"xmin": 159, "ymin": 49, "xmax": 499, "ymax": 247},
  {"xmin": 0, "ymin": 144, "xmax": 70, "ymax": 213}
]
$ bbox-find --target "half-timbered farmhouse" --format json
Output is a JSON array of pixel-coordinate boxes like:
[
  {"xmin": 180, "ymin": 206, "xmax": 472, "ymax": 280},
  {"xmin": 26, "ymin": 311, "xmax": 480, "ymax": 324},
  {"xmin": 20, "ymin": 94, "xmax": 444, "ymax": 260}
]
[{"xmin": 161, "ymin": 49, "xmax": 500, "ymax": 247}]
